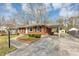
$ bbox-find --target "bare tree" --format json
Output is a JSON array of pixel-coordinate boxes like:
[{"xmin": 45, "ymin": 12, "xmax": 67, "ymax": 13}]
[
  {"xmin": 0, "ymin": 16, "xmax": 6, "ymax": 27},
  {"xmin": 56, "ymin": 17, "xmax": 64, "ymax": 25},
  {"xmin": 22, "ymin": 3, "xmax": 47, "ymax": 25}
]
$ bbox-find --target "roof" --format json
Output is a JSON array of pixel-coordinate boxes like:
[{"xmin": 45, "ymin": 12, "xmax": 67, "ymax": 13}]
[
  {"xmin": 45, "ymin": 23, "xmax": 61, "ymax": 28},
  {"xmin": 26, "ymin": 23, "xmax": 44, "ymax": 27},
  {"xmin": 18, "ymin": 23, "xmax": 61, "ymax": 28},
  {"xmin": 17, "ymin": 25, "xmax": 27, "ymax": 28}
]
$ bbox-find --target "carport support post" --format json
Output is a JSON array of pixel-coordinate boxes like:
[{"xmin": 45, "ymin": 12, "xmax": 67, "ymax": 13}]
[{"xmin": 8, "ymin": 29, "xmax": 11, "ymax": 48}]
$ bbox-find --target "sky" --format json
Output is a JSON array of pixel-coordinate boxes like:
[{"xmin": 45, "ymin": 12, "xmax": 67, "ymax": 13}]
[{"xmin": 0, "ymin": 3, "xmax": 79, "ymax": 21}]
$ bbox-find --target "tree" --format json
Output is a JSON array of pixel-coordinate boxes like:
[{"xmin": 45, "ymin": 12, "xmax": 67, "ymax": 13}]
[
  {"xmin": 0, "ymin": 16, "xmax": 6, "ymax": 27},
  {"xmin": 1, "ymin": 16, "xmax": 17, "ymax": 48},
  {"xmin": 56, "ymin": 17, "xmax": 68, "ymax": 31},
  {"xmin": 56, "ymin": 17, "xmax": 64, "ymax": 26},
  {"xmin": 22, "ymin": 3, "xmax": 47, "ymax": 25},
  {"xmin": 67, "ymin": 16, "xmax": 79, "ymax": 29}
]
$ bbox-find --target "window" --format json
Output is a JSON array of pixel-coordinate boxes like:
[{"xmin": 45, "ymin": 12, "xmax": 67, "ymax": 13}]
[
  {"xmin": 35, "ymin": 26, "xmax": 41, "ymax": 32},
  {"xmin": 28, "ymin": 27, "xmax": 32, "ymax": 32}
]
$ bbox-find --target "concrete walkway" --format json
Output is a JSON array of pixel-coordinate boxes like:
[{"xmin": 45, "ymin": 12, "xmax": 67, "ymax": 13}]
[{"xmin": 6, "ymin": 35, "xmax": 79, "ymax": 56}]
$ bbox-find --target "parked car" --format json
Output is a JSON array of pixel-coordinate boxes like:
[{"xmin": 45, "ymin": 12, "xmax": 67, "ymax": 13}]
[{"xmin": 68, "ymin": 28, "xmax": 79, "ymax": 38}]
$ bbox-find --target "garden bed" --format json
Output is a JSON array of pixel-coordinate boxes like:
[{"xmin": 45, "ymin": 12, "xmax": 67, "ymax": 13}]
[
  {"xmin": 17, "ymin": 34, "xmax": 41, "ymax": 44},
  {"xmin": 17, "ymin": 38, "xmax": 39, "ymax": 44}
]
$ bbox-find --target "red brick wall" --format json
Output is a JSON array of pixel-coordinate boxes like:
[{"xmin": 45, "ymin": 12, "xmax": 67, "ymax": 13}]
[
  {"xmin": 26, "ymin": 25, "xmax": 48, "ymax": 35},
  {"xmin": 18, "ymin": 28, "xmax": 26, "ymax": 34},
  {"xmin": 18, "ymin": 25, "xmax": 51, "ymax": 35}
]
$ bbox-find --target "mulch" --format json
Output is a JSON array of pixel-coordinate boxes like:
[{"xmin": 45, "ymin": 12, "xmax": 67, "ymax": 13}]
[{"xmin": 17, "ymin": 38, "xmax": 40, "ymax": 44}]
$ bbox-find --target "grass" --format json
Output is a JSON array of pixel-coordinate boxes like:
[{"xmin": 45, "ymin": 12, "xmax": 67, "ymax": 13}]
[
  {"xmin": 21, "ymin": 35, "xmax": 35, "ymax": 39},
  {"xmin": 0, "ymin": 46, "xmax": 16, "ymax": 56},
  {"xmin": 20, "ymin": 34, "xmax": 41, "ymax": 40},
  {"xmin": 0, "ymin": 34, "xmax": 18, "ymax": 56}
]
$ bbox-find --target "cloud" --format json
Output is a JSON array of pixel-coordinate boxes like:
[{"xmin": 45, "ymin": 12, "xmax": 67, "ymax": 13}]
[
  {"xmin": 45, "ymin": 3, "xmax": 53, "ymax": 12},
  {"xmin": 44, "ymin": 3, "xmax": 78, "ymax": 19},
  {"xmin": 5, "ymin": 4, "xmax": 17, "ymax": 14},
  {"xmin": 0, "ymin": 3, "xmax": 18, "ymax": 21},
  {"xmin": 52, "ymin": 3, "xmax": 73, "ymax": 10},
  {"xmin": 59, "ymin": 7, "xmax": 79, "ymax": 17},
  {"xmin": 22, "ymin": 4, "xmax": 33, "ymax": 12},
  {"xmin": 59, "ymin": 8, "xmax": 68, "ymax": 17},
  {"xmin": 58, "ymin": 3, "xmax": 79, "ymax": 18},
  {"xmin": 52, "ymin": 3, "xmax": 63, "ymax": 9},
  {"xmin": 22, "ymin": 3, "xmax": 28, "ymax": 11},
  {"xmin": 0, "ymin": 3, "xmax": 18, "ymax": 17}
]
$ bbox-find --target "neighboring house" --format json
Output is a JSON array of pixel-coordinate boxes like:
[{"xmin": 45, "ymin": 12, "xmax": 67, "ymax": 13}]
[
  {"xmin": 0, "ymin": 26, "xmax": 7, "ymax": 35},
  {"xmin": 10, "ymin": 28, "xmax": 18, "ymax": 34},
  {"xmin": 0, "ymin": 26, "xmax": 7, "ymax": 32},
  {"xmin": 18, "ymin": 23, "xmax": 61, "ymax": 35},
  {"xmin": 0, "ymin": 26, "xmax": 18, "ymax": 35}
]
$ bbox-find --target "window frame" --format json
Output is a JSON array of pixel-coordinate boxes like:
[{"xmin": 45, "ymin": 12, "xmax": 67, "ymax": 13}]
[
  {"xmin": 28, "ymin": 27, "xmax": 33, "ymax": 32},
  {"xmin": 35, "ymin": 26, "xmax": 41, "ymax": 32}
]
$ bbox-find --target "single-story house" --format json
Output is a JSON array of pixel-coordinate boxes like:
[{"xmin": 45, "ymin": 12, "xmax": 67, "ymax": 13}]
[{"xmin": 18, "ymin": 24, "xmax": 62, "ymax": 35}]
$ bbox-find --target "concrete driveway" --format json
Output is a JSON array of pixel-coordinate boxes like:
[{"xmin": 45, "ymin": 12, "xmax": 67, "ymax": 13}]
[
  {"xmin": 10, "ymin": 40, "xmax": 29, "ymax": 48},
  {"xmin": 6, "ymin": 35, "xmax": 79, "ymax": 56}
]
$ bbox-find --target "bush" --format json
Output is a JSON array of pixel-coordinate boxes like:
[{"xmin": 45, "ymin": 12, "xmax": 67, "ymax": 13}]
[
  {"xmin": 33, "ymin": 34, "xmax": 40, "ymax": 38},
  {"xmin": 28, "ymin": 34, "xmax": 41, "ymax": 38}
]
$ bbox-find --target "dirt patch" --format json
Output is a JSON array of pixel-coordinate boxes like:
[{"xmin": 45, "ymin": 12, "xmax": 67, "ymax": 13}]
[{"xmin": 17, "ymin": 38, "xmax": 40, "ymax": 44}]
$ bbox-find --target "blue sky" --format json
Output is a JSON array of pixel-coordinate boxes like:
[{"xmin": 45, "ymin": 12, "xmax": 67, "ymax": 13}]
[{"xmin": 0, "ymin": 3, "xmax": 79, "ymax": 21}]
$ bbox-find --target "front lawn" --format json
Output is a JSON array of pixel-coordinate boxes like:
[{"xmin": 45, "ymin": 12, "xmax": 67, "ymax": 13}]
[
  {"xmin": 0, "ymin": 46, "xmax": 16, "ymax": 56},
  {"xmin": 0, "ymin": 35, "xmax": 18, "ymax": 56}
]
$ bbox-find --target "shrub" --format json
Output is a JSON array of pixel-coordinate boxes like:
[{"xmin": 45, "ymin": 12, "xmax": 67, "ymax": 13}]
[
  {"xmin": 28, "ymin": 34, "xmax": 41, "ymax": 38},
  {"xmin": 35, "ymin": 34, "xmax": 41, "ymax": 38}
]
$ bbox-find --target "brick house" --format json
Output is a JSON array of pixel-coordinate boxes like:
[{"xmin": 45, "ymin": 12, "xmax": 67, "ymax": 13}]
[{"xmin": 18, "ymin": 24, "xmax": 61, "ymax": 35}]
